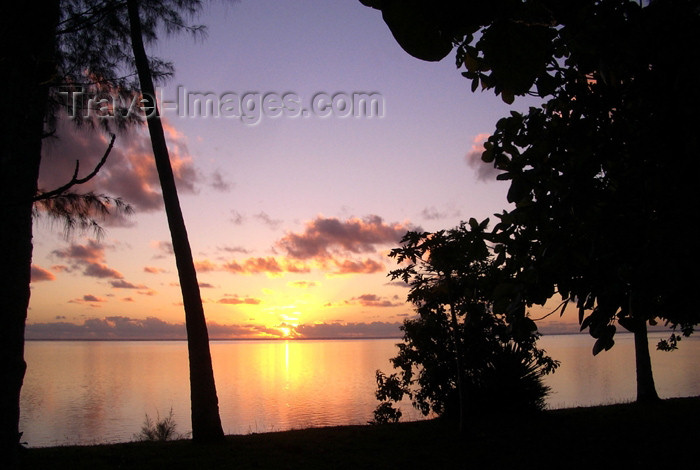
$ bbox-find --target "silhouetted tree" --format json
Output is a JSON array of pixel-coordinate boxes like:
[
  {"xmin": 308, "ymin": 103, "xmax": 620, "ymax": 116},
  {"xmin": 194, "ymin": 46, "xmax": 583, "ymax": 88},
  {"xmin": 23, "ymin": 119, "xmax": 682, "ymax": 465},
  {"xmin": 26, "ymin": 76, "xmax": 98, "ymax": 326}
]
[
  {"xmin": 126, "ymin": 0, "xmax": 224, "ymax": 443},
  {"xmin": 1, "ymin": 0, "xmax": 223, "ymax": 459},
  {"xmin": 373, "ymin": 221, "xmax": 558, "ymax": 427},
  {"xmin": 1, "ymin": 4, "xmax": 61, "ymax": 463},
  {"xmin": 362, "ymin": 0, "xmax": 699, "ymax": 403}
]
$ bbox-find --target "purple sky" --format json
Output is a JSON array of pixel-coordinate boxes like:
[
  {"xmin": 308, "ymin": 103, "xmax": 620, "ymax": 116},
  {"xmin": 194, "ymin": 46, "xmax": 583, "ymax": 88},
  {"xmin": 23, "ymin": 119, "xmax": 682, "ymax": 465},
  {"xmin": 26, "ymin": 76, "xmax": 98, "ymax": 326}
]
[{"xmin": 27, "ymin": 0, "xmax": 574, "ymax": 339}]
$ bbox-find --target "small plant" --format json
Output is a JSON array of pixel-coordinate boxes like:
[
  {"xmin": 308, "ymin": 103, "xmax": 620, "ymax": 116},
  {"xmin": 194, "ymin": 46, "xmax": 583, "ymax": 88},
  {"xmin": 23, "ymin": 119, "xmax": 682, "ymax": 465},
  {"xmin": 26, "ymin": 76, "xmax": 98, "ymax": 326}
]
[{"xmin": 135, "ymin": 408, "xmax": 187, "ymax": 442}]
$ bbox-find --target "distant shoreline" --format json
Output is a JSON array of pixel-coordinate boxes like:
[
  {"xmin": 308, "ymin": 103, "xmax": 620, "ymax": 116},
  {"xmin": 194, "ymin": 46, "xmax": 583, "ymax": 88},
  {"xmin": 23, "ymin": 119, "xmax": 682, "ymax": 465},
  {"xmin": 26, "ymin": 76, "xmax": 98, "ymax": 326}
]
[
  {"xmin": 23, "ymin": 331, "xmax": 600, "ymax": 342},
  {"xmin": 23, "ymin": 328, "xmax": 686, "ymax": 342},
  {"xmin": 24, "ymin": 336, "xmax": 405, "ymax": 342}
]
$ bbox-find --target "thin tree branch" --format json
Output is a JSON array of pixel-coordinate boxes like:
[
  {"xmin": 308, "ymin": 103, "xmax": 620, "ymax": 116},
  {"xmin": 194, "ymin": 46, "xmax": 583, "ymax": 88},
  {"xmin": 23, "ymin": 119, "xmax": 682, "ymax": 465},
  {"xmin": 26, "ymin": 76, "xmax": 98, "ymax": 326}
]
[
  {"xmin": 531, "ymin": 298, "xmax": 569, "ymax": 321},
  {"xmin": 33, "ymin": 133, "xmax": 116, "ymax": 202}
]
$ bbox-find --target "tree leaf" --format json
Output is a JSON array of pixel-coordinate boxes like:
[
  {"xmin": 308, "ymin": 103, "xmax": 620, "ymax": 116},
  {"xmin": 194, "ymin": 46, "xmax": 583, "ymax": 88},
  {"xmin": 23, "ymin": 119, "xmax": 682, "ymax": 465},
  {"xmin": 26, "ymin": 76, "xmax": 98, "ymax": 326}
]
[{"xmin": 617, "ymin": 316, "xmax": 635, "ymax": 333}]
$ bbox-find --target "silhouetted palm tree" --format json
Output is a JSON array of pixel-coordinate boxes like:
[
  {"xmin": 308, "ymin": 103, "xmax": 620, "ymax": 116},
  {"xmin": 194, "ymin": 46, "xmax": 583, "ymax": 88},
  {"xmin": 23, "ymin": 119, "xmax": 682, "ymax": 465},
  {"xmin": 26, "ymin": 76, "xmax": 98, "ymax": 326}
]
[{"xmin": 126, "ymin": 0, "xmax": 224, "ymax": 443}]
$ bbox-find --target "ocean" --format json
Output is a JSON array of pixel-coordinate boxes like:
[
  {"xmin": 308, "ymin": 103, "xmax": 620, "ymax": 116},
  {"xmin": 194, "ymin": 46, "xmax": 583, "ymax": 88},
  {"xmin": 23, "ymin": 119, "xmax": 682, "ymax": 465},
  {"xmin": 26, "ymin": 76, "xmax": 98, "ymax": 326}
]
[{"xmin": 19, "ymin": 333, "xmax": 700, "ymax": 447}]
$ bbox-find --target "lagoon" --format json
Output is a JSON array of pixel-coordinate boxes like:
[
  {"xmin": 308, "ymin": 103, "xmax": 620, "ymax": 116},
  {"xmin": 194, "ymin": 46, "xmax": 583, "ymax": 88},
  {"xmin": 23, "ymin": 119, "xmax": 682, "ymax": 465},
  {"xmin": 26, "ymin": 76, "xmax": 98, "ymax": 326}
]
[{"xmin": 20, "ymin": 333, "xmax": 700, "ymax": 447}]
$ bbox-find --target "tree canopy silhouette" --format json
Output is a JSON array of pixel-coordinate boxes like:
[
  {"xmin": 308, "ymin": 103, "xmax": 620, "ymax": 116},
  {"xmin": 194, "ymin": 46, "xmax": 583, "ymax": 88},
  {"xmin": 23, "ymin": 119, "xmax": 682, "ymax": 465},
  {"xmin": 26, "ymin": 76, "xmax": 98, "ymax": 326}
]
[
  {"xmin": 373, "ymin": 221, "xmax": 558, "ymax": 428},
  {"xmin": 362, "ymin": 0, "xmax": 699, "ymax": 403}
]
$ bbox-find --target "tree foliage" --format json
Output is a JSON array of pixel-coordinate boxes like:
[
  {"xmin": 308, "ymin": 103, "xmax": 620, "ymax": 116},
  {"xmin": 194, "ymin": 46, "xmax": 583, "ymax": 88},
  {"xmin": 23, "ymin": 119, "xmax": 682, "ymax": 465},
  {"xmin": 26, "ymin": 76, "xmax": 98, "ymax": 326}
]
[
  {"xmin": 373, "ymin": 221, "xmax": 558, "ymax": 425},
  {"xmin": 52, "ymin": 0, "xmax": 206, "ymax": 132},
  {"xmin": 362, "ymin": 0, "xmax": 700, "ymax": 402}
]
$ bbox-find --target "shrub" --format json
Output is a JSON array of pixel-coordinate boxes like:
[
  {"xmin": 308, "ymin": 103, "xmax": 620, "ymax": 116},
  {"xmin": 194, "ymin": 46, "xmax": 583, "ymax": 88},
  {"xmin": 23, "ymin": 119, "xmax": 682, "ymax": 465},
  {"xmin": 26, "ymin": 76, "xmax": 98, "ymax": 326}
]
[{"xmin": 135, "ymin": 408, "xmax": 186, "ymax": 442}]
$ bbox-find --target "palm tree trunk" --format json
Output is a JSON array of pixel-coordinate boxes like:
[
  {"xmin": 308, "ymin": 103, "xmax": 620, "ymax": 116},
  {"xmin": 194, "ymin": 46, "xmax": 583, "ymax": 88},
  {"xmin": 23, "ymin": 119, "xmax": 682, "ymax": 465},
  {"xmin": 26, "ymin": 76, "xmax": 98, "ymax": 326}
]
[
  {"xmin": 126, "ymin": 0, "xmax": 224, "ymax": 443},
  {"xmin": 0, "ymin": 2, "xmax": 60, "ymax": 464}
]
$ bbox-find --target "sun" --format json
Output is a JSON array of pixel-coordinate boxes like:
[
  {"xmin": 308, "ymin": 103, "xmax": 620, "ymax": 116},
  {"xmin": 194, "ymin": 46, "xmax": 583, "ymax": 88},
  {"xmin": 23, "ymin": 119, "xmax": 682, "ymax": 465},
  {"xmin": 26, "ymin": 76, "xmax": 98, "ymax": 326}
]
[{"xmin": 279, "ymin": 327, "xmax": 292, "ymax": 337}]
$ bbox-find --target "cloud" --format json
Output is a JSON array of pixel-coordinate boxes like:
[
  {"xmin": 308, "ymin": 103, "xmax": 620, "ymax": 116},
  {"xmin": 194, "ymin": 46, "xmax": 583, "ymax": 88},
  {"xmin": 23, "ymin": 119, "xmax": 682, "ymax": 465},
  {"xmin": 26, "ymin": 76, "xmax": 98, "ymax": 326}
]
[
  {"xmin": 26, "ymin": 316, "xmax": 185, "ymax": 340},
  {"xmin": 51, "ymin": 240, "xmax": 123, "ymax": 279},
  {"xmin": 194, "ymin": 254, "xmax": 380, "ymax": 278},
  {"xmin": 288, "ymin": 281, "xmax": 319, "ymax": 288},
  {"xmin": 217, "ymin": 295, "xmax": 262, "ymax": 305},
  {"xmin": 230, "ymin": 210, "xmax": 245, "ymax": 225},
  {"xmin": 385, "ymin": 281, "xmax": 410, "ymax": 288},
  {"xmin": 328, "ymin": 258, "xmax": 384, "ymax": 275},
  {"xmin": 51, "ymin": 239, "xmax": 104, "ymax": 264},
  {"xmin": 217, "ymin": 245, "xmax": 250, "ymax": 255},
  {"xmin": 68, "ymin": 294, "xmax": 107, "ymax": 307},
  {"xmin": 222, "ymin": 257, "xmax": 310, "ymax": 276},
  {"xmin": 277, "ymin": 215, "xmax": 410, "ymax": 260},
  {"xmin": 420, "ymin": 206, "xmax": 462, "ymax": 221},
  {"xmin": 194, "ymin": 259, "xmax": 218, "ymax": 272},
  {"xmin": 199, "ymin": 282, "xmax": 216, "ymax": 289},
  {"xmin": 193, "ymin": 255, "xmax": 312, "ymax": 277},
  {"xmin": 110, "ymin": 279, "xmax": 148, "ymax": 289},
  {"xmin": 465, "ymin": 133, "xmax": 501, "ymax": 182},
  {"xmin": 152, "ymin": 241, "xmax": 174, "ymax": 258},
  {"xmin": 31, "ymin": 265, "xmax": 56, "ymax": 282},
  {"xmin": 210, "ymin": 170, "xmax": 232, "ymax": 192},
  {"xmin": 347, "ymin": 293, "xmax": 404, "ymax": 308},
  {"xmin": 254, "ymin": 211, "xmax": 283, "ymax": 230},
  {"xmin": 84, "ymin": 263, "xmax": 123, "ymax": 279},
  {"xmin": 39, "ymin": 117, "xmax": 200, "ymax": 218},
  {"xmin": 293, "ymin": 321, "xmax": 402, "ymax": 339},
  {"xmin": 25, "ymin": 316, "xmax": 285, "ymax": 340},
  {"xmin": 144, "ymin": 266, "xmax": 166, "ymax": 274}
]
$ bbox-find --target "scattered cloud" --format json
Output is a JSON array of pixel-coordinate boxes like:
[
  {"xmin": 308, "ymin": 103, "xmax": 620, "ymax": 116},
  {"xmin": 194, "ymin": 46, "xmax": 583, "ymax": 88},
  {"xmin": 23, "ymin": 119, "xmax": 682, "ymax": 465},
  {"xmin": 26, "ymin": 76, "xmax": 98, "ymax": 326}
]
[
  {"xmin": 293, "ymin": 321, "xmax": 402, "ymax": 339},
  {"xmin": 254, "ymin": 211, "xmax": 283, "ymax": 230},
  {"xmin": 221, "ymin": 257, "xmax": 310, "ymax": 276},
  {"xmin": 465, "ymin": 133, "xmax": 501, "ymax": 182},
  {"xmin": 51, "ymin": 240, "xmax": 123, "ymax": 279},
  {"xmin": 31, "ymin": 265, "xmax": 56, "ymax": 282},
  {"xmin": 230, "ymin": 210, "xmax": 245, "ymax": 225},
  {"xmin": 420, "ymin": 205, "xmax": 462, "ymax": 221},
  {"xmin": 217, "ymin": 245, "xmax": 250, "ymax": 255},
  {"xmin": 84, "ymin": 263, "xmax": 123, "ymax": 279},
  {"xmin": 39, "ymin": 117, "xmax": 200, "ymax": 219},
  {"xmin": 210, "ymin": 169, "xmax": 232, "ymax": 192},
  {"xmin": 327, "ymin": 258, "xmax": 384, "ymax": 276},
  {"xmin": 25, "ymin": 316, "xmax": 289, "ymax": 340},
  {"xmin": 194, "ymin": 259, "xmax": 218, "ymax": 272},
  {"xmin": 110, "ymin": 279, "xmax": 148, "ymax": 289},
  {"xmin": 25, "ymin": 317, "xmax": 403, "ymax": 340},
  {"xmin": 217, "ymin": 295, "xmax": 262, "ymax": 305},
  {"xmin": 143, "ymin": 266, "xmax": 166, "ymax": 274},
  {"xmin": 277, "ymin": 215, "xmax": 411, "ymax": 260},
  {"xmin": 288, "ymin": 281, "xmax": 319, "ymax": 288},
  {"xmin": 385, "ymin": 281, "xmax": 410, "ymax": 288},
  {"xmin": 185, "ymin": 216, "xmax": 412, "ymax": 278},
  {"xmin": 346, "ymin": 293, "xmax": 404, "ymax": 308},
  {"xmin": 152, "ymin": 241, "xmax": 174, "ymax": 258},
  {"xmin": 68, "ymin": 294, "xmax": 107, "ymax": 307}
]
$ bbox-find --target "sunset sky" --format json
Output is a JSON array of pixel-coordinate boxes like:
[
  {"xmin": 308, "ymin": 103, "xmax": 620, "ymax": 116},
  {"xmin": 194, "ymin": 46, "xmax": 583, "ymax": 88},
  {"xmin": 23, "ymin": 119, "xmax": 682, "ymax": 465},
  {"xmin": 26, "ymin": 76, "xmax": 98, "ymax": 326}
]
[{"xmin": 27, "ymin": 0, "xmax": 573, "ymax": 340}]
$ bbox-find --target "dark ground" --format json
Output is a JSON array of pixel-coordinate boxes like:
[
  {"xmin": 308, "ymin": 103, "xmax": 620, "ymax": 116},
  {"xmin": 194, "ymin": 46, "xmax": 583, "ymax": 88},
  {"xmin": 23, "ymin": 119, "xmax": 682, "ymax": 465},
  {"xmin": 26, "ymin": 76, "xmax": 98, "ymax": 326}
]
[{"xmin": 20, "ymin": 396, "xmax": 699, "ymax": 469}]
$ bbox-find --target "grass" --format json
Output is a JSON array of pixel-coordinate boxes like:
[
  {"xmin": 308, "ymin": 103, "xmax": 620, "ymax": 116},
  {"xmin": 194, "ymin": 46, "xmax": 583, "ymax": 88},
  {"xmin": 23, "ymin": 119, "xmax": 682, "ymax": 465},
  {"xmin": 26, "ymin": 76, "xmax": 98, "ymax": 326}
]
[{"xmin": 20, "ymin": 396, "xmax": 699, "ymax": 469}]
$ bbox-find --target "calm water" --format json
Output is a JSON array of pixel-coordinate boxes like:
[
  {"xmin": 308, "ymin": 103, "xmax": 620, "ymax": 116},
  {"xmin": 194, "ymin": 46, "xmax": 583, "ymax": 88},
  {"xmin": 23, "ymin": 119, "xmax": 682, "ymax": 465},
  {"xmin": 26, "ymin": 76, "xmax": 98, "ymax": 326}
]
[{"xmin": 20, "ymin": 334, "xmax": 700, "ymax": 447}]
